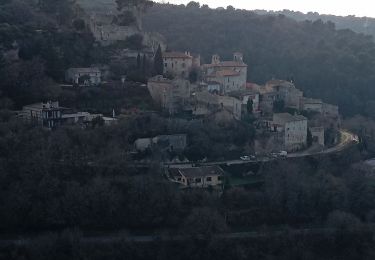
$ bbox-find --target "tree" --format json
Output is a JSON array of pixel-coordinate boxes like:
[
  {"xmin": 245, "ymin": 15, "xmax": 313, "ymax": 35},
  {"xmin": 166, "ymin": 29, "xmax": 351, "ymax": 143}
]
[
  {"xmin": 186, "ymin": 1, "xmax": 200, "ymax": 8},
  {"xmin": 247, "ymin": 98, "xmax": 253, "ymax": 114},
  {"xmin": 115, "ymin": 0, "xmax": 153, "ymax": 30},
  {"xmin": 307, "ymin": 128, "xmax": 313, "ymax": 147},
  {"xmin": 136, "ymin": 53, "xmax": 141, "ymax": 70},
  {"xmin": 154, "ymin": 45, "xmax": 163, "ymax": 75}
]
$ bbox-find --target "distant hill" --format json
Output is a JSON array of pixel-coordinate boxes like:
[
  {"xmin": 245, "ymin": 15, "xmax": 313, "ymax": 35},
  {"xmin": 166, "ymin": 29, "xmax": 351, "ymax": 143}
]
[
  {"xmin": 143, "ymin": 3, "xmax": 375, "ymax": 117},
  {"xmin": 254, "ymin": 9, "xmax": 375, "ymax": 39}
]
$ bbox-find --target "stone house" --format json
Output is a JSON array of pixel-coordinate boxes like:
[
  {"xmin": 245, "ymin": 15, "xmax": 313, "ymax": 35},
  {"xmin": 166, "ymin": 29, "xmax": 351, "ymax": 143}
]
[
  {"xmin": 21, "ymin": 101, "xmax": 64, "ymax": 129},
  {"xmin": 228, "ymin": 90, "xmax": 260, "ymax": 115},
  {"xmin": 265, "ymin": 80, "xmax": 303, "ymax": 110},
  {"xmin": 162, "ymin": 51, "xmax": 194, "ymax": 79},
  {"xmin": 202, "ymin": 53, "xmax": 247, "ymax": 93},
  {"xmin": 65, "ymin": 67, "xmax": 101, "ymax": 86},
  {"xmin": 147, "ymin": 76, "xmax": 191, "ymax": 114},
  {"xmin": 194, "ymin": 92, "xmax": 242, "ymax": 120},
  {"xmin": 271, "ymin": 113, "xmax": 308, "ymax": 151},
  {"xmin": 301, "ymin": 97, "xmax": 323, "ymax": 113},
  {"xmin": 168, "ymin": 166, "xmax": 225, "ymax": 188}
]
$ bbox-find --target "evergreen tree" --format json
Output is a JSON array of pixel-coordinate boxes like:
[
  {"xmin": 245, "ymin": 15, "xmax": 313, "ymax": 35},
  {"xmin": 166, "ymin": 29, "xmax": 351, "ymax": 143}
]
[
  {"xmin": 247, "ymin": 98, "xmax": 253, "ymax": 114},
  {"xmin": 154, "ymin": 45, "xmax": 163, "ymax": 75},
  {"xmin": 307, "ymin": 129, "xmax": 313, "ymax": 147},
  {"xmin": 136, "ymin": 53, "xmax": 141, "ymax": 70},
  {"xmin": 142, "ymin": 54, "xmax": 147, "ymax": 74}
]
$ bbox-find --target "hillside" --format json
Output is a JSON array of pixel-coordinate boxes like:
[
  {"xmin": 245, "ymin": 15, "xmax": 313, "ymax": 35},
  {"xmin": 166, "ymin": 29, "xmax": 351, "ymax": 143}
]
[
  {"xmin": 255, "ymin": 9, "xmax": 375, "ymax": 39},
  {"xmin": 143, "ymin": 3, "xmax": 375, "ymax": 118}
]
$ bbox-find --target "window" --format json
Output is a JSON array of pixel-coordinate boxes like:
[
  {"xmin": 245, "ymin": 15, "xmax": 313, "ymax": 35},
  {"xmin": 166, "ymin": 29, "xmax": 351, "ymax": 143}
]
[
  {"xmin": 182, "ymin": 63, "xmax": 186, "ymax": 68},
  {"xmin": 177, "ymin": 177, "xmax": 182, "ymax": 181},
  {"xmin": 164, "ymin": 63, "xmax": 167, "ymax": 67},
  {"xmin": 195, "ymin": 178, "xmax": 202, "ymax": 183},
  {"xmin": 206, "ymin": 177, "xmax": 212, "ymax": 182},
  {"xmin": 218, "ymin": 176, "xmax": 223, "ymax": 181}
]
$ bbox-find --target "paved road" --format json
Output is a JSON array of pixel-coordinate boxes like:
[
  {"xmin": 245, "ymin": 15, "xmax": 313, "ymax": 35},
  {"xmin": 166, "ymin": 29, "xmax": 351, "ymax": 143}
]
[{"xmin": 166, "ymin": 129, "xmax": 359, "ymax": 168}]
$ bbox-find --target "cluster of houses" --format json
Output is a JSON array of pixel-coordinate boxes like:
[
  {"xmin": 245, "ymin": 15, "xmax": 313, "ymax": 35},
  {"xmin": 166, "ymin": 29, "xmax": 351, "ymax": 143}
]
[
  {"xmin": 20, "ymin": 101, "xmax": 118, "ymax": 129},
  {"xmin": 147, "ymin": 51, "xmax": 340, "ymax": 154}
]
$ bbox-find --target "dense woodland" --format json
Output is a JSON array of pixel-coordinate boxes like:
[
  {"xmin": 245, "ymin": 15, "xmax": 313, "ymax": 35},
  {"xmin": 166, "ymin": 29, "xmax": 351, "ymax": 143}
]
[
  {"xmin": 144, "ymin": 3, "xmax": 375, "ymax": 118},
  {"xmin": 3, "ymin": 0, "xmax": 375, "ymax": 259}
]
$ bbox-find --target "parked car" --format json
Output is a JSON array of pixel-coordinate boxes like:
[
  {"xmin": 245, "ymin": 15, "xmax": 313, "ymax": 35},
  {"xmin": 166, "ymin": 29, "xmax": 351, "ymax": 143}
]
[
  {"xmin": 278, "ymin": 151, "xmax": 288, "ymax": 157},
  {"xmin": 240, "ymin": 155, "xmax": 251, "ymax": 161}
]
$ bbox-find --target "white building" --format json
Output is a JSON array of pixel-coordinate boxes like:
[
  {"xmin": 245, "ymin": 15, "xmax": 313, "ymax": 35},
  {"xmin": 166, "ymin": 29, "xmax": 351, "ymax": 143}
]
[
  {"xmin": 65, "ymin": 67, "xmax": 101, "ymax": 86},
  {"xmin": 272, "ymin": 113, "xmax": 308, "ymax": 151},
  {"xmin": 162, "ymin": 51, "xmax": 193, "ymax": 78}
]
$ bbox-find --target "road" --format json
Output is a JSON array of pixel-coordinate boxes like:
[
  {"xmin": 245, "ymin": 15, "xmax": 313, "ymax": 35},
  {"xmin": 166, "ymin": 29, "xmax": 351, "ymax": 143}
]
[{"xmin": 166, "ymin": 129, "xmax": 359, "ymax": 168}]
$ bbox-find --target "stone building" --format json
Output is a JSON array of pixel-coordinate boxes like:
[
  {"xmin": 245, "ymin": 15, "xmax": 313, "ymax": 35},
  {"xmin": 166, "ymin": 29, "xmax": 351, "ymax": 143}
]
[
  {"xmin": 168, "ymin": 166, "xmax": 225, "ymax": 188},
  {"xmin": 300, "ymin": 97, "xmax": 323, "ymax": 113},
  {"xmin": 265, "ymin": 80, "xmax": 303, "ymax": 110},
  {"xmin": 194, "ymin": 92, "xmax": 242, "ymax": 120},
  {"xmin": 228, "ymin": 90, "xmax": 260, "ymax": 115},
  {"xmin": 162, "ymin": 51, "xmax": 194, "ymax": 79},
  {"xmin": 147, "ymin": 76, "xmax": 191, "ymax": 115},
  {"xmin": 206, "ymin": 70, "xmax": 244, "ymax": 94},
  {"xmin": 202, "ymin": 53, "xmax": 247, "ymax": 93},
  {"xmin": 271, "ymin": 113, "xmax": 308, "ymax": 151}
]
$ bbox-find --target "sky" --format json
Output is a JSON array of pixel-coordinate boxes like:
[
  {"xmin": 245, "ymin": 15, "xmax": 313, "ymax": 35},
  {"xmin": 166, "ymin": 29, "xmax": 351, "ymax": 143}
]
[{"xmin": 156, "ymin": 0, "xmax": 375, "ymax": 18}]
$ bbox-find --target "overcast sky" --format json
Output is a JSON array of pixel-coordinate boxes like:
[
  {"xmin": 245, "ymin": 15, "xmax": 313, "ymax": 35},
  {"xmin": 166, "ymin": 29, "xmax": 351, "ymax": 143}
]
[{"xmin": 156, "ymin": 0, "xmax": 375, "ymax": 18}]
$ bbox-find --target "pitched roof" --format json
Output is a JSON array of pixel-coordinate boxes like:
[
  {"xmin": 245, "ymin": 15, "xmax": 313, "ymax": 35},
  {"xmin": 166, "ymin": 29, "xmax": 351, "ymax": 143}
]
[
  {"xmin": 204, "ymin": 61, "xmax": 247, "ymax": 68},
  {"xmin": 207, "ymin": 69, "xmax": 241, "ymax": 78},
  {"xmin": 171, "ymin": 166, "xmax": 225, "ymax": 178},
  {"xmin": 163, "ymin": 52, "xmax": 192, "ymax": 59}
]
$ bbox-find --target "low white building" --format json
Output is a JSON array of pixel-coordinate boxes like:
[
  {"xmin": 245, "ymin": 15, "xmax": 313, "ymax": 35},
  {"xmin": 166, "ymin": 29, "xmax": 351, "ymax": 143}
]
[
  {"xmin": 271, "ymin": 113, "xmax": 308, "ymax": 151},
  {"xmin": 168, "ymin": 166, "xmax": 225, "ymax": 188}
]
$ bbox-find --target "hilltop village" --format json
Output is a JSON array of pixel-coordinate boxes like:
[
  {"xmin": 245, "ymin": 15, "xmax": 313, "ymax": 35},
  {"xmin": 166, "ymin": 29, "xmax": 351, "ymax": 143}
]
[
  {"xmin": 5, "ymin": 0, "xmax": 344, "ymax": 191},
  {"xmin": 147, "ymin": 51, "xmax": 340, "ymax": 156}
]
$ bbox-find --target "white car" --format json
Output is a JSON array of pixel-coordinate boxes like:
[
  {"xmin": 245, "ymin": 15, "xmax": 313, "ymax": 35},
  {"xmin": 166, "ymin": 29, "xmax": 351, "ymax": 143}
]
[{"xmin": 240, "ymin": 156, "xmax": 251, "ymax": 161}]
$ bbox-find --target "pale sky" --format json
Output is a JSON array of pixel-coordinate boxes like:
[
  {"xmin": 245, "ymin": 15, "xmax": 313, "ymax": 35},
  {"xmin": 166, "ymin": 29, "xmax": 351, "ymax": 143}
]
[{"xmin": 157, "ymin": 0, "xmax": 375, "ymax": 18}]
